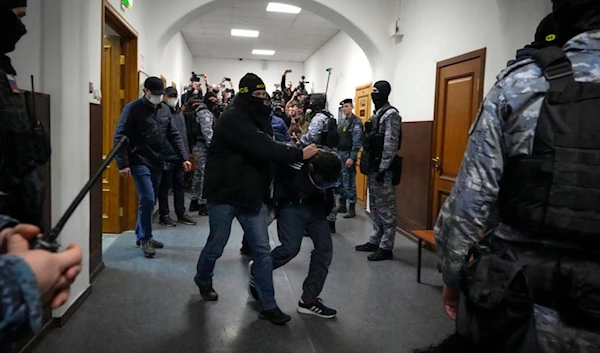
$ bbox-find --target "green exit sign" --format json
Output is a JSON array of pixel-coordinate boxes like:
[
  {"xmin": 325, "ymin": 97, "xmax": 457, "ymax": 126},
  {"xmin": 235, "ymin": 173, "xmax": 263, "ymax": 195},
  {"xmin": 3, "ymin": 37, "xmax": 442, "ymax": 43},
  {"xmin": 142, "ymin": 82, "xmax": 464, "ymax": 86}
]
[{"xmin": 122, "ymin": 0, "xmax": 132, "ymax": 9}]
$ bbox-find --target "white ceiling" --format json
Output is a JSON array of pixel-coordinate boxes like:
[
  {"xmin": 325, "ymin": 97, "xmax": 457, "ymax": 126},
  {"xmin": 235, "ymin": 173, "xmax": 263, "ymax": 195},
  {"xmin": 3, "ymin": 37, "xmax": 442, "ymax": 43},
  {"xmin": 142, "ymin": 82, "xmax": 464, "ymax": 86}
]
[{"xmin": 180, "ymin": 1, "xmax": 340, "ymax": 62}]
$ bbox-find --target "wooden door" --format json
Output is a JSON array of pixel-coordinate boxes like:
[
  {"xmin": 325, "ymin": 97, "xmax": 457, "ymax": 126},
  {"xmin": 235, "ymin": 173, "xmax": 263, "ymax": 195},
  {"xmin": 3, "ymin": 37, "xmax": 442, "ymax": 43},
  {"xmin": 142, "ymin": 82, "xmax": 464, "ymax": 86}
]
[
  {"xmin": 429, "ymin": 49, "xmax": 486, "ymax": 226},
  {"xmin": 354, "ymin": 83, "xmax": 372, "ymax": 207},
  {"xmin": 101, "ymin": 35, "xmax": 123, "ymax": 234}
]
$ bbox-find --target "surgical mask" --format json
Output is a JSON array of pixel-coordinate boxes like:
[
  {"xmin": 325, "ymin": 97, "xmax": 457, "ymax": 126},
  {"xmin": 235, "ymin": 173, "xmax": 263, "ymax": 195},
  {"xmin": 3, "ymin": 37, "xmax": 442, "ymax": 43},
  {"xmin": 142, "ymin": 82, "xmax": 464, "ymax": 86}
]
[
  {"xmin": 148, "ymin": 94, "xmax": 162, "ymax": 105},
  {"xmin": 167, "ymin": 97, "xmax": 178, "ymax": 108}
]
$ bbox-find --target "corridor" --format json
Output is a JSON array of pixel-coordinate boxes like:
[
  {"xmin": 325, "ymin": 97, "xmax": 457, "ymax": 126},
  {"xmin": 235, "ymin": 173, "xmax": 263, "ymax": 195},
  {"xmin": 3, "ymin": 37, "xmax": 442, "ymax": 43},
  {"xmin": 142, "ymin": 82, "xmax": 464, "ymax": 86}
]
[{"xmin": 32, "ymin": 210, "xmax": 451, "ymax": 353}]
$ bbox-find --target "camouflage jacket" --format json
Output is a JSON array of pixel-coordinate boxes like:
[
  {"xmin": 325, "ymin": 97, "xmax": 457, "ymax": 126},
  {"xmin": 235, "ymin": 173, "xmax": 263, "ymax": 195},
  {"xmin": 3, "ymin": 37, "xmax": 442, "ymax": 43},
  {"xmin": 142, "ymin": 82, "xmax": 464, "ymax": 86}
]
[
  {"xmin": 0, "ymin": 216, "xmax": 42, "ymax": 351},
  {"xmin": 300, "ymin": 112, "xmax": 329, "ymax": 146},
  {"xmin": 435, "ymin": 30, "xmax": 600, "ymax": 287}
]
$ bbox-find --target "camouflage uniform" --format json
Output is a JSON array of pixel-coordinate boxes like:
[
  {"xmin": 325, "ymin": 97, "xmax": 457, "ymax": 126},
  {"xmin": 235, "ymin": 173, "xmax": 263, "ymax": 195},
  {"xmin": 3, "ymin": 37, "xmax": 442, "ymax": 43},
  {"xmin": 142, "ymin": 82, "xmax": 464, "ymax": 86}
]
[
  {"xmin": 300, "ymin": 112, "xmax": 338, "ymax": 223},
  {"xmin": 337, "ymin": 114, "xmax": 364, "ymax": 204},
  {"xmin": 434, "ymin": 30, "xmax": 600, "ymax": 352},
  {"xmin": 368, "ymin": 106, "xmax": 402, "ymax": 250},
  {"xmin": 0, "ymin": 215, "xmax": 42, "ymax": 351},
  {"xmin": 190, "ymin": 104, "xmax": 214, "ymax": 205}
]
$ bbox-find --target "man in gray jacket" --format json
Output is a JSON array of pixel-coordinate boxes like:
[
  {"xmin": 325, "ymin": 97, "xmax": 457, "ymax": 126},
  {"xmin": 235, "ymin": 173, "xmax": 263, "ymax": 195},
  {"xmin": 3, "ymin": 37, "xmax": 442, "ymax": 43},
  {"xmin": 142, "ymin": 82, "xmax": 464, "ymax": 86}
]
[{"xmin": 158, "ymin": 87, "xmax": 196, "ymax": 227}]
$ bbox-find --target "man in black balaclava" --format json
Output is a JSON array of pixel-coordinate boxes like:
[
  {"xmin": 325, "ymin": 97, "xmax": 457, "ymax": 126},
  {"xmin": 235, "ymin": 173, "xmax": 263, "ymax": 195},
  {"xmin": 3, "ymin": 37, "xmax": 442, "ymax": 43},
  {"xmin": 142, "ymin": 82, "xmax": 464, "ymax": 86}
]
[
  {"xmin": 194, "ymin": 73, "xmax": 318, "ymax": 325},
  {"xmin": 188, "ymin": 92, "xmax": 217, "ymax": 216},
  {"xmin": 508, "ymin": 14, "xmax": 564, "ymax": 66},
  {"xmin": 355, "ymin": 80, "xmax": 403, "ymax": 262},
  {"xmin": 0, "ymin": 0, "xmax": 48, "ymax": 229},
  {"xmin": 411, "ymin": 1, "xmax": 600, "ymax": 352}
]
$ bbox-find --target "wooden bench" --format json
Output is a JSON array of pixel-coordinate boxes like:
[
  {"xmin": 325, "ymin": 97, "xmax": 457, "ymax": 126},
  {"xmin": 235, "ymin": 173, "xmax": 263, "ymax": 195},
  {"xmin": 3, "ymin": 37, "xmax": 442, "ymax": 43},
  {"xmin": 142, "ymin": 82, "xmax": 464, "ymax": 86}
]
[{"xmin": 412, "ymin": 230, "xmax": 436, "ymax": 283}]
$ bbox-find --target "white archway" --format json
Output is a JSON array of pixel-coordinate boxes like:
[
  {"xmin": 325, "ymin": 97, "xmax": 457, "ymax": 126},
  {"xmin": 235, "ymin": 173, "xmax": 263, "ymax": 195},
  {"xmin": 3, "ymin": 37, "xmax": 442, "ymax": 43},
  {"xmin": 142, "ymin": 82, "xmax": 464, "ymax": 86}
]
[{"xmin": 146, "ymin": 0, "xmax": 386, "ymax": 76}]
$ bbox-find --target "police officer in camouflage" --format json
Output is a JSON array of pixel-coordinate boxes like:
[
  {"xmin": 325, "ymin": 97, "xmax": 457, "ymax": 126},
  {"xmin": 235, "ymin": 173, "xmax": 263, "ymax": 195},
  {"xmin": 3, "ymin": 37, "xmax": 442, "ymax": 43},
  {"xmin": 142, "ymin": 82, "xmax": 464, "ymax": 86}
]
[
  {"xmin": 419, "ymin": 2, "xmax": 600, "ymax": 352},
  {"xmin": 189, "ymin": 92, "xmax": 217, "ymax": 216},
  {"xmin": 355, "ymin": 81, "xmax": 402, "ymax": 262},
  {"xmin": 300, "ymin": 93, "xmax": 339, "ymax": 233},
  {"xmin": 336, "ymin": 98, "xmax": 364, "ymax": 219},
  {"xmin": 0, "ymin": 0, "xmax": 47, "ymax": 229}
]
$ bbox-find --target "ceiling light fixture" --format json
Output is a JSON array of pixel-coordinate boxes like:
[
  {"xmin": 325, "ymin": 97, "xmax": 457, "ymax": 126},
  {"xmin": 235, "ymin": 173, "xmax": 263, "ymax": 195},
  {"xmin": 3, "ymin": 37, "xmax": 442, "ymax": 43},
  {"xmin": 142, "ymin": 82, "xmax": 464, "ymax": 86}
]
[
  {"xmin": 231, "ymin": 29, "xmax": 259, "ymax": 37},
  {"xmin": 266, "ymin": 2, "xmax": 301, "ymax": 14},
  {"xmin": 252, "ymin": 49, "xmax": 276, "ymax": 56}
]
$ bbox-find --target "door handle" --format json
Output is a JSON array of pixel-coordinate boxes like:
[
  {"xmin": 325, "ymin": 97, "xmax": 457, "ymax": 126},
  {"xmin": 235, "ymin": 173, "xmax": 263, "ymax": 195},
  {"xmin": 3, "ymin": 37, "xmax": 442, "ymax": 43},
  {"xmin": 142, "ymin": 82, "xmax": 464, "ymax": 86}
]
[{"xmin": 432, "ymin": 157, "xmax": 440, "ymax": 171}]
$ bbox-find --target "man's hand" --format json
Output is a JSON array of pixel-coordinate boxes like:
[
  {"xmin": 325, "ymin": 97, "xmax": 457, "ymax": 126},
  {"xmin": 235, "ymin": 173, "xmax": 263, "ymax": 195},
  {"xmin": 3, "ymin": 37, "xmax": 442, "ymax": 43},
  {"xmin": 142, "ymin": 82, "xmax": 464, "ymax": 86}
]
[
  {"xmin": 284, "ymin": 69, "xmax": 292, "ymax": 74},
  {"xmin": 442, "ymin": 285, "xmax": 460, "ymax": 321},
  {"xmin": 3, "ymin": 224, "xmax": 83, "ymax": 309},
  {"xmin": 182, "ymin": 105, "xmax": 187, "ymax": 112},
  {"xmin": 193, "ymin": 90, "xmax": 200, "ymax": 95},
  {"xmin": 302, "ymin": 144, "xmax": 318, "ymax": 160},
  {"xmin": 119, "ymin": 168, "xmax": 131, "ymax": 178},
  {"xmin": 183, "ymin": 161, "xmax": 192, "ymax": 172},
  {"xmin": 345, "ymin": 158, "xmax": 354, "ymax": 168}
]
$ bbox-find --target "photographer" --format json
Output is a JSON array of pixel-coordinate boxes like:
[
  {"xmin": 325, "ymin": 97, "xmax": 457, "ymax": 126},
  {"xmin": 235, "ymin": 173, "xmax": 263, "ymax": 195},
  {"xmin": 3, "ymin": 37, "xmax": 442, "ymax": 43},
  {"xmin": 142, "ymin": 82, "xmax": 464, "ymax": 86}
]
[
  {"xmin": 281, "ymin": 69, "xmax": 294, "ymax": 103},
  {"xmin": 182, "ymin": 73, "xmax": 203, "ymax": 110}
]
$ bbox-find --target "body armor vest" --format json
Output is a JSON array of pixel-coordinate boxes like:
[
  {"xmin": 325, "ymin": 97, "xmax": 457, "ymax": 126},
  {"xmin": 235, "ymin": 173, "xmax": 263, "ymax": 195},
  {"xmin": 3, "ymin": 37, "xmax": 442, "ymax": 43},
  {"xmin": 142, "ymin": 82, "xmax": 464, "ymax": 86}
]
[
  {"xmin": 338, "ymin": 115, "xmax": 356, "ymax": 151},
  {"xmin": 498, "ymin": 47, "xmax": 600, "ymax": 246}
]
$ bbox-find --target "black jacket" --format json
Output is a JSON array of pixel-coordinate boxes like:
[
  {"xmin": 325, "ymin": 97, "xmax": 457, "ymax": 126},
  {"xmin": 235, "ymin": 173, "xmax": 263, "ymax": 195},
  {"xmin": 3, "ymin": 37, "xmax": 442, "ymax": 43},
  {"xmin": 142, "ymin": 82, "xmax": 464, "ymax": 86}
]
[
  {"xmin": 163, "ymin": 106, "xmax": 190, "ymax": 161},
  {"xmin": 114, "ymin": 98, "xmax": 188, "ymax": 171},
  {"xmin": 203, "ymin": 97, "xmax": 303, "ymax": 211}
]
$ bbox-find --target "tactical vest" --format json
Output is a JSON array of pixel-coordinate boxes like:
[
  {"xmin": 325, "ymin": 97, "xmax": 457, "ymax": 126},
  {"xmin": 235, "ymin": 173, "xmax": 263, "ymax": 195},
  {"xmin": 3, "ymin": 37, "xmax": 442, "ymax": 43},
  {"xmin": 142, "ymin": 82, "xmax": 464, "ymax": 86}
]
[
  {"xmin": 497, "ymin": 46, "xmax": 600, "ymax": 246},
  {"xmin": 361, "ymin": 105, "xmax": 398, "ymax": 174},
  {"xmin": 337, "ymin": 115, "xmax": 356, "ymax": 151}
]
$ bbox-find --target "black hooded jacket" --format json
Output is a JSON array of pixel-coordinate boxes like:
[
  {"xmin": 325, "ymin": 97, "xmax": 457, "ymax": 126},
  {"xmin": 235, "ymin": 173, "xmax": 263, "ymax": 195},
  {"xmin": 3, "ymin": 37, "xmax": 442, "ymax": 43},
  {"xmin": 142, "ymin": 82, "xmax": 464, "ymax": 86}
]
[{"xmin": 203, "ymin": 95, "xmax": 303, "ymax": 211}]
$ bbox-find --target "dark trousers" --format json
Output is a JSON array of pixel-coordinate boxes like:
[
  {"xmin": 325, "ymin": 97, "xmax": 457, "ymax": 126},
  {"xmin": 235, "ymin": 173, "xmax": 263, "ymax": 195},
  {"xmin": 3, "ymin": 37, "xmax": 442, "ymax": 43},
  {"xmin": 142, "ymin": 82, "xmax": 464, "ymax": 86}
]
[
  {"xmin": 158, "ymin": 161, "xmax": 185, "ymax": 218},
  {"xmin": 131, "ymin": 165, "xmax": 162, "ymax": 242},
  {"xmin": 272, "ymin": 203, "xmax": 333, "ymax": 302}
]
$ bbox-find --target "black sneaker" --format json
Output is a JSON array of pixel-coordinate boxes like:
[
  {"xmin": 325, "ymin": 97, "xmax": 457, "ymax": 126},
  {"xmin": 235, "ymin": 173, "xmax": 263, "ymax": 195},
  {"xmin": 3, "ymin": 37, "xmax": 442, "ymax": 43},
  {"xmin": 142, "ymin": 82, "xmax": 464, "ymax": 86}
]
[
  {"xmin": 136, "ymin": 239, "xmax": 164, "ymax": 249},
  {"xmin": 297, "ymin": 298, "xmax": 337, "ymax": 319},
  {"xmin": 159, "ymin": 215, "xmax": 177, "ymax": 227},
  {"xmin": 198, "ymin": 204, "xmax": 209, "ymax": 216},
  {"xmin": 248, "ymin": 261, "xmax": 260, "ymax": 301},
  {"xmin": 368, "ymin": 248, "xmax": 393, "ymax": 261},
  {"xmin": 355, "ymin": 242, "xmax": 379, "ymax": 252},
  {"xmin": 177, "ymin": 214, "xmax": 197, "ymax": 225},
  {"xmin": 259, "ymin": 307, "xmax": 291, "ymax": 325},
  {"xmin": 329, "ymin": 221, "xmax": 336, "ymax": 234},
  {"xmin": 189, "ymin": 200, "xmax": 200, "ymax": 212},
  {"xmin": 198, "ymin": 284, "xmax": 219, "ymax": 301},
  {"xmin": 140, "ymin": 241, "xmax": 155, "ymax": 258}
]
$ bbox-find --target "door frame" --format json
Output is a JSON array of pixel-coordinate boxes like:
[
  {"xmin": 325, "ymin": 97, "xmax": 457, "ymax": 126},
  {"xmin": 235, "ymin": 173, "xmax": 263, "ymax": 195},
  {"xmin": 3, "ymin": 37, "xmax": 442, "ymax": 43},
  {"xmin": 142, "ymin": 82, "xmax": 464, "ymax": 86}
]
[
  {"xmin": 102, "ymin": 0, "xmax": 139, "ymax": 232},
  {"xmin": 354, "ymin": 82, "xmax": 372, "ymax": 208},
  {"xmin": 426, "ymin": 48, "xmax": 486, "ymax": 228}
]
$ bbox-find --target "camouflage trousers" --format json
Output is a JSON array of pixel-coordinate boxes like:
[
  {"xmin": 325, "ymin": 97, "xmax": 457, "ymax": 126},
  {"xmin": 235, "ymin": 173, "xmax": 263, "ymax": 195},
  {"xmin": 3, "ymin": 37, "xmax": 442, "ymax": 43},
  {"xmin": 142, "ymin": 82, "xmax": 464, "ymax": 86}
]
[
  {"xmin": 191, "ymin": 142, "xmax": 208, "ymax": 204},
  {"xmin": 337, "ymin": 151, "xmax": 357, "ymax": 204},
  {"xmin": 368, "ymin": 171, "xmax": 396, "ymax": 250},
  {"xmin": 327, "ymin": 203, "xmax": 337, "ymax": 223},
  {"xmin": 534, "ymin": 305, "xmax": 600, "ymax": 353}
]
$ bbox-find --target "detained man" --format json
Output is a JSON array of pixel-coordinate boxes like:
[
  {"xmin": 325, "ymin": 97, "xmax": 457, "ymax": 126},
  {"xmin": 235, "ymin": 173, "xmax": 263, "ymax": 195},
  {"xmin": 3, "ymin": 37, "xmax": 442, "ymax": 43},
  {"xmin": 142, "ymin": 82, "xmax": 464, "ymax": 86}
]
[{"xmin": 193, "ymin": 73, "xmax": 318, "ymax": 325}]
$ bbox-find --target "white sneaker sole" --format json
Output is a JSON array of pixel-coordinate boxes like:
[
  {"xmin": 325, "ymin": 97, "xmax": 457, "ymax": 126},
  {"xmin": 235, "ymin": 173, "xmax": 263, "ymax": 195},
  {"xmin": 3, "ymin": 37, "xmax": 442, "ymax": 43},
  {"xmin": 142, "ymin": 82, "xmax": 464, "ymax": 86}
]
[{"xmin": 297, "ymin": 306, "xmax": 336, "ymax": 319}]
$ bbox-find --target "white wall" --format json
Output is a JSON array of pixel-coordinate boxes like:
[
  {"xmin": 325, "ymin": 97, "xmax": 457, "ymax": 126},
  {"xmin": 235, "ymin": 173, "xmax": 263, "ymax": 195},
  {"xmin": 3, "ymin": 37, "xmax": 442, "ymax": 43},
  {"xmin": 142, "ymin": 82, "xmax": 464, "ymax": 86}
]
[
  {"xmin": 304, "ymin": 31, "xmax": 372, "ymax": 112},
  {"xmin": 192, "ymin": 57, "xmax": 304, "ymax": 94},
  {"xmin": 159, "ymin": 32, "xmax": 193, "ymax": 94},
  {"xmin": 391, "ymin": 0, "xmax": 552, "ymax": 122}
]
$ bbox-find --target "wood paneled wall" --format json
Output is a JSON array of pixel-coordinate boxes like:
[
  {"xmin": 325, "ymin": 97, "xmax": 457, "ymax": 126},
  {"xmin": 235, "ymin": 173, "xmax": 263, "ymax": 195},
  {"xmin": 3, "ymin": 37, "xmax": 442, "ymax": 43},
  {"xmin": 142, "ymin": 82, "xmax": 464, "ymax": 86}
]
[
  {"xmin": 395, "ymin": 121, "xmax": 433, "ymax": 233},
  {"xmin": 90, "ymin": 103, "xmax": 103, "ymax": 280}
]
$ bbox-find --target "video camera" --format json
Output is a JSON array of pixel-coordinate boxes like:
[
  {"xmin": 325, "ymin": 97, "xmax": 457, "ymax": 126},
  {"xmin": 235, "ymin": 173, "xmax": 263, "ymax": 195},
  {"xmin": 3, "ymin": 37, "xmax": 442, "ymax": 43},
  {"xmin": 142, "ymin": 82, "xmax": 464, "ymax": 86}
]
[
  {"xmin": 272, "ymin": 90, "xmax": 283, "ymax": 101},
  {"xmin": 296, "ymin": 76, "xmax": 309, "ymax": 94}
]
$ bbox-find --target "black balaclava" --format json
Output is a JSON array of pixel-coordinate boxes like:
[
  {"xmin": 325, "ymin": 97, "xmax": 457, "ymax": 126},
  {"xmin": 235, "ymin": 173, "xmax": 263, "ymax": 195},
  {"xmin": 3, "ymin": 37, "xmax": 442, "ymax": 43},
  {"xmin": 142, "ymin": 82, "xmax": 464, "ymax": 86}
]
[
  {"xmin": 552, "ymin": 0, "xmax": 600, "ymax": 42},
  {"xmin": 203, "ymin": 92, "xmax": 217, "ymax": 112},
  {"xmin": 307, "ymin": 93, "xmax": 326, "ymax": 118},
  {"xmin": 0, "ymin": 2, "xmax": 28, "ymax": 75},
  {"xmin": 372, "ymin": 81, "xmax": 391, "ymax": 111},
  {"xmin": 237, "ymin": 73, "xmax": 271, "ymax": 118}
]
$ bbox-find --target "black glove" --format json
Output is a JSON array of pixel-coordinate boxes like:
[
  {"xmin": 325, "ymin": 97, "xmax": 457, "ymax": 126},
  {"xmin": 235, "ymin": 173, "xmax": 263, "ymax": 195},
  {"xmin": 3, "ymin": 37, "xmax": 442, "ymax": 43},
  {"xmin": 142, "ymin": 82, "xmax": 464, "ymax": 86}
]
[{"xmin": 375, "ymin": 171, "xmax": 385, "ymax": 183}]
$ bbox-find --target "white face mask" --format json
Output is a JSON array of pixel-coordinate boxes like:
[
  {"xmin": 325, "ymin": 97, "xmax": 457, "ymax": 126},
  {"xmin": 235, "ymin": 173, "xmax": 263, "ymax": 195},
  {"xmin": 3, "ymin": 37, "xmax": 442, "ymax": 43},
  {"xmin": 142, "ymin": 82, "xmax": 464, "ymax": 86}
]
[
  {"xmin": 167, "ymin": 98, "xmax": 178, "ymax": 108},
  {"xmin": 148, "ymin": 94, "xmax": 163, "ymax": 105}
]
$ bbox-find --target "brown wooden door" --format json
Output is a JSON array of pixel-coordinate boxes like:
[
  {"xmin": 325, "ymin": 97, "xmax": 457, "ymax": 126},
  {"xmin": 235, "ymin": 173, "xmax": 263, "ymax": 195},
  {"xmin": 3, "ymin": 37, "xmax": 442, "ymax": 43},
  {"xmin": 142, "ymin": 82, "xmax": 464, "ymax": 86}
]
[
  {"xmin": 101, "ymin": 35, "xmax": 123, "ymax": 234},
  {"xmin": 354, "ymin": 83, "xmax": 372, "ymax": 207},
  {"xmin": 429, "ymin": 49, "xmax": 486, "ymax": 226}
]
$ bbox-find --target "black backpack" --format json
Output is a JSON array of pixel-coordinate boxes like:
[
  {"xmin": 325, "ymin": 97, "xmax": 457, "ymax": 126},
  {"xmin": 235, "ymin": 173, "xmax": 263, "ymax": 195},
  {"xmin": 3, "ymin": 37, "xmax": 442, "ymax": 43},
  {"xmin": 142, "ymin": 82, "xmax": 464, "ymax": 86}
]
[{"xmin": 319, "ymin": 112, "xmax": 339, "ymax": 148}]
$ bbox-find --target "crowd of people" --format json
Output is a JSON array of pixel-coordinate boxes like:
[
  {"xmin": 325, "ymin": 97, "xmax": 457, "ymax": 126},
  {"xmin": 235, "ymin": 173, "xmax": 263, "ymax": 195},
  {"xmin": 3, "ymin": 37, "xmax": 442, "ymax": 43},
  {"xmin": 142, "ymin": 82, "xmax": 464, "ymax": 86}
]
[{"xmin": 1, "ymin": 0, "xmax": 600, "ymax": 352}]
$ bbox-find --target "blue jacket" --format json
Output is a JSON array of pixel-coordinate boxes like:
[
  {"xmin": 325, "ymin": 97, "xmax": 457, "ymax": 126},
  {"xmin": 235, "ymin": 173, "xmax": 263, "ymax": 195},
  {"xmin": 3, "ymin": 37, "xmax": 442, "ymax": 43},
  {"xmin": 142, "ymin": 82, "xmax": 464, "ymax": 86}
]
[
  {"xmin": 114, "ymin": 97, "xmax": 188, "ymax": 171},
  {"xmin": 271, "ymin": 114, "xmax": 291, "ymax": 143},
  {"xmin": 164, "ymin": 105, "xmax": 190, "ymax": 161}
]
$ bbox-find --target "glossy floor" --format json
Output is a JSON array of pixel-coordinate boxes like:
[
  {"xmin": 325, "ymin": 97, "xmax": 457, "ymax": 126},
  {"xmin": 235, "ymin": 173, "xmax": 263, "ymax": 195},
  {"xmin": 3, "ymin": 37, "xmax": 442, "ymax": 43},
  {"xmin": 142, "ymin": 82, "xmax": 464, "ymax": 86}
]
[{"xmin": 32, "ymin": 207, "xmax": 452, "ymax": 353}]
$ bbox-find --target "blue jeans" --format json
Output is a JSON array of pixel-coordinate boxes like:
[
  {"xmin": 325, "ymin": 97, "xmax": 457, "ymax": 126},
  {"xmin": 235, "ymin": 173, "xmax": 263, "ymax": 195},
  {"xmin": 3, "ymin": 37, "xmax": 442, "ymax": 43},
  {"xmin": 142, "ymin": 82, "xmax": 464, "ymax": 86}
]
[
  {"xmin": 195, "ymin": 203, "xmax": 276, "ymax": 311},
  {"xmin": 272, "ymin": 202, "xmax": 333, "ymax": 302},
  {"xmin": 130, "ymin": 165, "xmax": 162, "ymax": 243}
]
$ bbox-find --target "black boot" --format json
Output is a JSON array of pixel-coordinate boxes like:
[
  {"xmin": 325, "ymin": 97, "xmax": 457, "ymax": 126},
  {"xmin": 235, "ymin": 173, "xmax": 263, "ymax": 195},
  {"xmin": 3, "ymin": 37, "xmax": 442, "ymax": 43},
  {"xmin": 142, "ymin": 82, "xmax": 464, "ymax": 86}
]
[
  {"xmin": 343, "ymin": 203, "xmax": 356, "ymax": 218},
  {"xmin": 259, "ymin": 307, "xmax": 291, "ymax": 325},
  {"xmin": 189, "ymin": 199, "xmax": 200, "ymax": 212},
  {"xmin": 338, "ymin": 199, "xmax": 347, "ymax": 214},
  {"xmin": 368, "ymin": 248, "xmax": 393, "ymax": 261},
  {"xmin": 198, "ymin": 284, "xmax": 219, "ymax": 301},
  {"xmin": 329, "ymin": 221, "xmax": 336, "ymax": 234},
  {"xmin": 355, "ymin": 242, "xmax": 379, "ymax": 252},
  {"xmin": 198, "ymin": 204, "xmax": 209, "ymax": 216}
]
